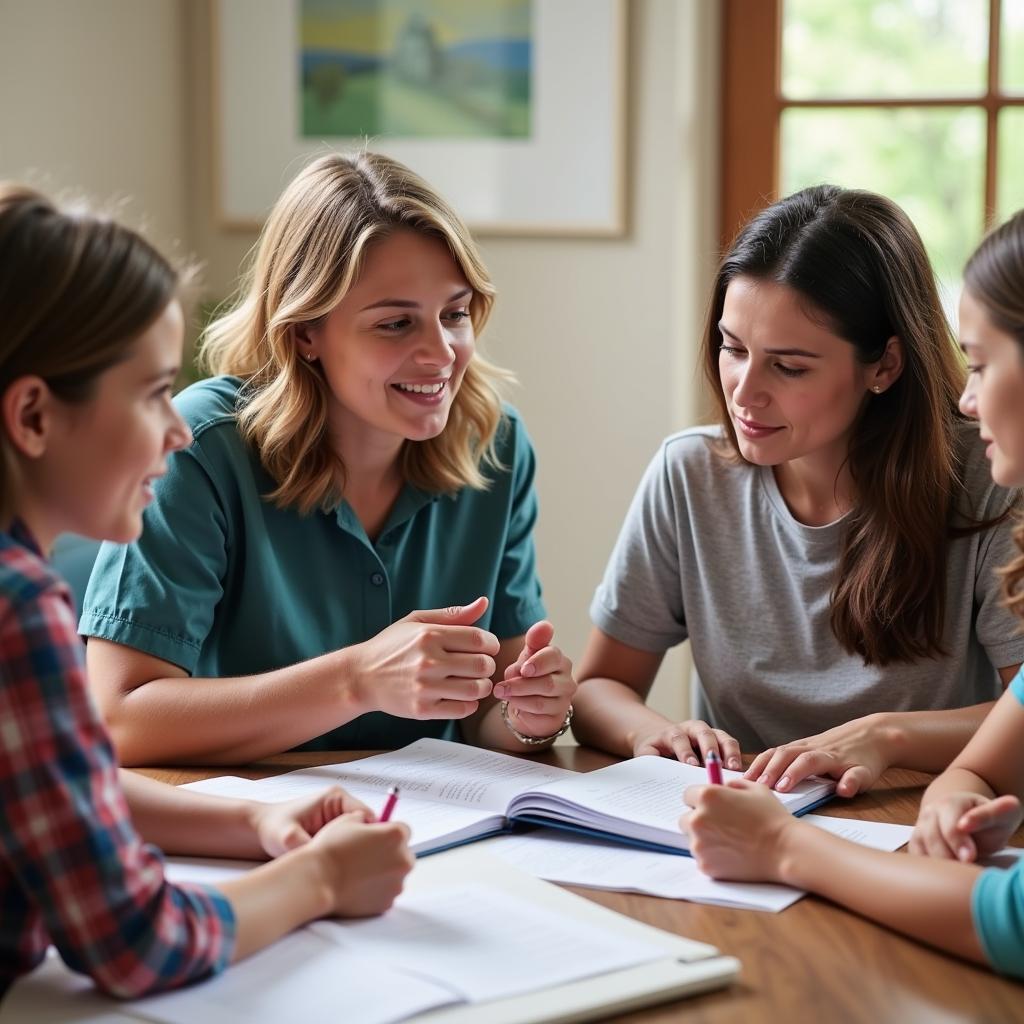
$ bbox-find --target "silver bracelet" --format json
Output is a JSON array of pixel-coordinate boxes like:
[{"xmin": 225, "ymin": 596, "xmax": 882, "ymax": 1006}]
[{"xmin": 499, "ymin": 700, "xmax": 573, "ymax": 746}]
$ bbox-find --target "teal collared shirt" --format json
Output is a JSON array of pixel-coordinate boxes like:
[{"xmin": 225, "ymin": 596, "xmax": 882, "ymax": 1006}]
[{"xmin": 80, "ymin": 376, "xmax": 547, "ymax": 750}]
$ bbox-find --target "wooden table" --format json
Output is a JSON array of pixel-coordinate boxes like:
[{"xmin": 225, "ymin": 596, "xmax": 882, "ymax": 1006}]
[{"xmin": 140, "ymin": 747, "xmax": 1024, "ymax": 1024}]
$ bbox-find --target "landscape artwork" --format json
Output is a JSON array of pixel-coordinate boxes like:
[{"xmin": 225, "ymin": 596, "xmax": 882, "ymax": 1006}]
[{"xmin": 300, "ymin": 0, "xmax": 532, "ymax": 138}]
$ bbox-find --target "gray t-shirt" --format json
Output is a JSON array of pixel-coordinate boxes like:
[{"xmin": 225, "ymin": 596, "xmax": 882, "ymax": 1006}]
[{"xmin": 591, "ymin": 424, "xmax": 1024, "ymax": 751}]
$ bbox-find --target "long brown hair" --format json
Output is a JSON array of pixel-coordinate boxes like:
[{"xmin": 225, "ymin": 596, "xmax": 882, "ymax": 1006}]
[
  {"xmin": 201, "ymin": 151, "xmax": 512, "ymax": 515},
  {"xmin": 964, "ymin": 209, "xmax": 1024, "ymax": 624},
  {"xmin": 0, "ymin": 185, "xmax": 180, "ymax": 528},
  {"xmin": 700, "ymin": 185, "xmax": 971, "ymax": 666}
]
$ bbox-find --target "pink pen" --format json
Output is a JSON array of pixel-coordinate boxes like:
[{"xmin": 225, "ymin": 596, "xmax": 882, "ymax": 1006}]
[
  {"xmin": 379, "ymin": 786, "xmax": 400, "ymax": 823},
  {"xmin": 705, "ymin": 750, "xmax": 723, "ymax": 785}
]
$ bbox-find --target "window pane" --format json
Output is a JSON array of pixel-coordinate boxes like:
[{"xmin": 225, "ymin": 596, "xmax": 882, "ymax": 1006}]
[
  {"xmin": 1003, "ymin": 0, "xmax": 1024, "ymax": 93},
  {"xmin": 998, "ymin": 109, "xmax": 1024, "ymax": 220},
  {"xmin": 782, "ymin": 0, "xmax": 988, "ymax": 99},
  {"xmin": 781, "ymin": 107, "xmax": 985, "ymax": 289}
]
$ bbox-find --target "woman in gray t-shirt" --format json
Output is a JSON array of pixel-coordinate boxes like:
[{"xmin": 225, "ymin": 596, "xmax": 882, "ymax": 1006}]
[{"xmin": 574, "ymin": 185, "xmax": 1023, "ymax": 797}]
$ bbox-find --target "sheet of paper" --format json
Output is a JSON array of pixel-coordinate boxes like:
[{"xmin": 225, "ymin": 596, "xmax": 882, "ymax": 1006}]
[
  {"xmin": 480, "ymin": 831, "xmax": 807, "ymax": 911},
  {"xmin": 480, "ymin": 816, "xmax": 913, "ymax": 913},
  {"xmin": 163, "ymin": 857, "xmax": 256, "ymax": 887},
  {"xmin": 178, "ymin": 776, "xmax": 261, "ymax": 798},
  {"xmin": 803, "ymin": 814, "xmax": 913, "ymax": 850},
  {"xmin": 124, "ymin": 931, "xmax": 455, "ymax": 1024},
  {"xmin": 311, "ymin": 881, "xmax": 667, "ymax": 1002}
]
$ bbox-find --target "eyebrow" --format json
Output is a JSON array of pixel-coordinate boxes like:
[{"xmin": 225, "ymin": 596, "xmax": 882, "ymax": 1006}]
[
  {"xmin": 360, "ymin": 287, "xmax": 473, "ymax": 313},
  {"xmin": 718, "ymin": 322, "xmax": 822, "ymax": 358},
  {"xmin": 144, "ymin": 367, "xmax": 179, "ymax": 383}
]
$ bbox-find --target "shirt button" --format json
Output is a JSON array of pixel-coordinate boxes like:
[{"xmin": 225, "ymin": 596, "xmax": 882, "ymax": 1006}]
[{"xmin": 370, "ymin": 572, "xmax": 385, "ymax": 586}]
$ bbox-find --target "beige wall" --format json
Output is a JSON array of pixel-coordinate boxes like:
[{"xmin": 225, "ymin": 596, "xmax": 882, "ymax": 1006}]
[
  {"xmin": 1, "ymin": 0, "xmax": 720, "ymax": 723},
  {"xmin": 0, "ymin": 0, "xmax": 189, "ymax": 256}
]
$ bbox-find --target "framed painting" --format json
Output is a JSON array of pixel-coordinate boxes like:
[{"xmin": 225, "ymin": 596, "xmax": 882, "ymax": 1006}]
[{"xmin": 212, "ymin": 0, "xmax": 627, "ymax": 236}]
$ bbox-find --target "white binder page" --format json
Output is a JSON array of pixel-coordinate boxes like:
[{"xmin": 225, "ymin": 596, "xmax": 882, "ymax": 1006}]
[{"xmin": 311, "ymin": 881, "xmax": 667, "ymax": 1002}]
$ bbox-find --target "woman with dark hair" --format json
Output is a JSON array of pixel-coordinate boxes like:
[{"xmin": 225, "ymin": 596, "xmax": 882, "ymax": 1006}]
[
  {"xmin": 683, "ymin": 208, "xmax": 1024, "ymax": 978},
  {"xmin": 573, "ymin": 185, "xmax": 1022, "ymax": 797},
  {"xmin": 0, "ymin": 185, "xmax": 412, "ymax": 999}
]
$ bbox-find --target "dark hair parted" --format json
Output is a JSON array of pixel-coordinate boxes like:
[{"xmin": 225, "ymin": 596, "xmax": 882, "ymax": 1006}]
[
  {"xmin": 0, "ymin": 184, "xmax": 180, "ymax": 526},
  {"xmin": 700, "ymin": 184, "xmax": 974, "ymax": 666},
  {"xmin": 964, "ymin": 209, "xmax": 1024, "ymax": 624}
]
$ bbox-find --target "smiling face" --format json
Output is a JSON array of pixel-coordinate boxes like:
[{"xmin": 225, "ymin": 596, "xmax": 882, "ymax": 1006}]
[
  {"xmin": 302, "ymin": 229, "xmax": 475, "ymax": 458},
  {"xmin": 19, "ymin": 300, "xmax": 192, "ymax": 547},
  {"xmin": 958, "ymin": 288, "xmax": 1024, "ymax": 488},
  {"xmin": 717, "ymin": 276, "xmax": 896, "ymax": 471}
]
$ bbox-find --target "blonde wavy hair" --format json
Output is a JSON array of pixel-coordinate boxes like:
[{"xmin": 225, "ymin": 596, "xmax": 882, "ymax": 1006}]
[{"xmin": 200, "ymin": 151, "xmax": 512, "ymax": 514}]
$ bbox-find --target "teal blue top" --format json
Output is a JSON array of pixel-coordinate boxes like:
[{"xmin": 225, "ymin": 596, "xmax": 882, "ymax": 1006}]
[
  {"xmin": 970, "ymin": 665, "xmax": 1024, "ymax": 979},
  {"xmin": 80, "ymin": 376, "xmax": 547, "ymax": 750}
]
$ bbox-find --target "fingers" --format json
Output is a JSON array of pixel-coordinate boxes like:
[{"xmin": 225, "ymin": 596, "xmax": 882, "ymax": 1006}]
[
  {"xmin": 311, "ymin": 785, "xmax": 372, "ymax": 824},
  {"xmin": 424, "ymin": 697, "xmax": 484, "ymax": 720},
  {"xmin": 953, "ymin": 832, "xmax": 978, "ymax": 863},
  {"xmin": 517, "ymin": 643, "xmax": 562, "ymax": 680},
  {"xmin": 434, "ymin": 625, "xmax": 501, "ymax": 657},
  {"xmin": 522, "ymin": 620, "xmax": 555, "ymax": 656},
  {"xmin": 277, "ymin": 822, "xmax": 313, "ymax": 851},
  {"xmin": 835, "ymin": 764, "xmax": 873, "ymax": 798},
  {"xmin": 403, "ymin": 676, "xmax": 493, "ymax": 719},
  {"xmin": 633, "ymin": 721, "xmax": 741, "ymax": 768},
  {"xmin": 439, "ymin": 651, "xmax": 498, "ymax": 680},
  {"xmin": 493, "ymin": 667, "xmax": 567, "ymax": 700},
  {"xmin": 744, "ymin": 749, "xmax": 772, "ymax": 780},
  {"xmin": 684, "ymin": 778, "xmax": 757, "ymax": 810},
  {"xmin": 751, "ymin": 748, "xmax": 834, "ymax": 792},
  {"xmin": 406, "ymin": 596, "xmax": 489, "ymax": 628},
  {"xmin": 683, "ymin": 783, "xmax": 707, "ymax": 809},
  {"xmin": 920, "ymin": 816, "xmax": 959, "ymax": 860},
  {"xmin": 958, "ymin": 794, "xmax": 1023, "ymax": 833}
]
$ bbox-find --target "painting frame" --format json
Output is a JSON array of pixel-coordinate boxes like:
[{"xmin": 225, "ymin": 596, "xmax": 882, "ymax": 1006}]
[{"xmin": 211, "ymin": 0, "xmax": 628, "ymax": 237}]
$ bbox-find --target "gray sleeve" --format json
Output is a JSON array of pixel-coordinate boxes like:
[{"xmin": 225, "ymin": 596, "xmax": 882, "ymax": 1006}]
[
  {"xmin": 973, "ymin": 494, "xmax": 1024, "ymax": 672},
  {"xmin": 590, "ymin": 442, "xmax": 687, "ymax": 652}
]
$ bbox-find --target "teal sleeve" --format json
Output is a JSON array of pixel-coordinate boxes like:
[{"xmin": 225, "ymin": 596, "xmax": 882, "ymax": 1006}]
[
  {"xmin": 972, "ymin": 856, "xmax": 1024, "ymax": 978},
  {"xmin": 79, "ymin": 446, "xmax": 228, "ymax": 674},
  {"xmin": 969, "ymin": 667, "xmax": 1024, "ymax": 977},
  {"xmin": 1010, "ymin": 665, "xmax": 1024, "ymax": 704},
  {"xmin": 488, "ymin": 412, "xmax": 547, "ymax": 639}
]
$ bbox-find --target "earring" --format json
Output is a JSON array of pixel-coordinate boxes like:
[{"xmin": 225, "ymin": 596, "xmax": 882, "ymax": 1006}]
[
  {"xmin": 871, "ymin": 385, "xmax": 882, "ymax": 394},
  {"xmin": 306, "ymin": 353, "xmax": 315, "ymax": 362}
]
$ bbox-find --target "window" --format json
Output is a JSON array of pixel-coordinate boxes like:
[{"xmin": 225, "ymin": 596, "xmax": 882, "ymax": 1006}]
[{"xmin": 722, "ymin": 0, "xmax": 1024, "ymax": 295}]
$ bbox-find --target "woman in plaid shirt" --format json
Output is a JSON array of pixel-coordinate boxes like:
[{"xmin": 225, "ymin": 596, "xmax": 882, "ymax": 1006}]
[{"xmin": 0, "ymin": 185, "xmax": 414, "ymax": 999}]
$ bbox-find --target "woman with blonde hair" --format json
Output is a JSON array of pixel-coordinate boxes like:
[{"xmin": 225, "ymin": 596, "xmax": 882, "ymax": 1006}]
[{"xmin": 83, "ymin": 151, "xmax": 576, "ymax": 764}]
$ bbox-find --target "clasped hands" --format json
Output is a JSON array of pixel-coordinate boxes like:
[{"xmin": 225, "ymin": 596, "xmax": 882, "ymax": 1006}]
[{"xmin": 348, "ymin": 595, "xmax": 576, "ymax": 740}]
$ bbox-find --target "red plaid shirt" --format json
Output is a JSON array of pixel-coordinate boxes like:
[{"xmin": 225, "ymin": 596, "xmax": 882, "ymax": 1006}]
[{"xmin": 0, "ymin": 524, "xmax": 235, "ymax": 998}]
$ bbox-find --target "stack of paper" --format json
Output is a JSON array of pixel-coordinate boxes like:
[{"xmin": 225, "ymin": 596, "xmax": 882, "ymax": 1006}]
[{"xmin": 2, "ymin": 852, "xmax": 739, "ymax": 1024}]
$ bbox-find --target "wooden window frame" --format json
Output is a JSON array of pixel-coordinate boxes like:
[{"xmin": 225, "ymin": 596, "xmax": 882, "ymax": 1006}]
[{"xmin": 720, "ymin": 0, "xmax": 1024, "ymax": 246}]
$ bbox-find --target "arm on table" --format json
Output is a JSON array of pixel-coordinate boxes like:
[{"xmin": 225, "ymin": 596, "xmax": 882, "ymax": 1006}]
[
  {"xmin": 684, "ymin": 781, "xmax": 987, "ymax": 967},
  {"xmin": 746, "ymin": 663, "xmax": 1021, "ymax": 797},
  {"xmin": 912, "ymin": 677, "xmax": 1024, "ymax": 859},
  {"xmin": 88, "ymin": 599, "xmax": 500, "ymax": 766}
]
